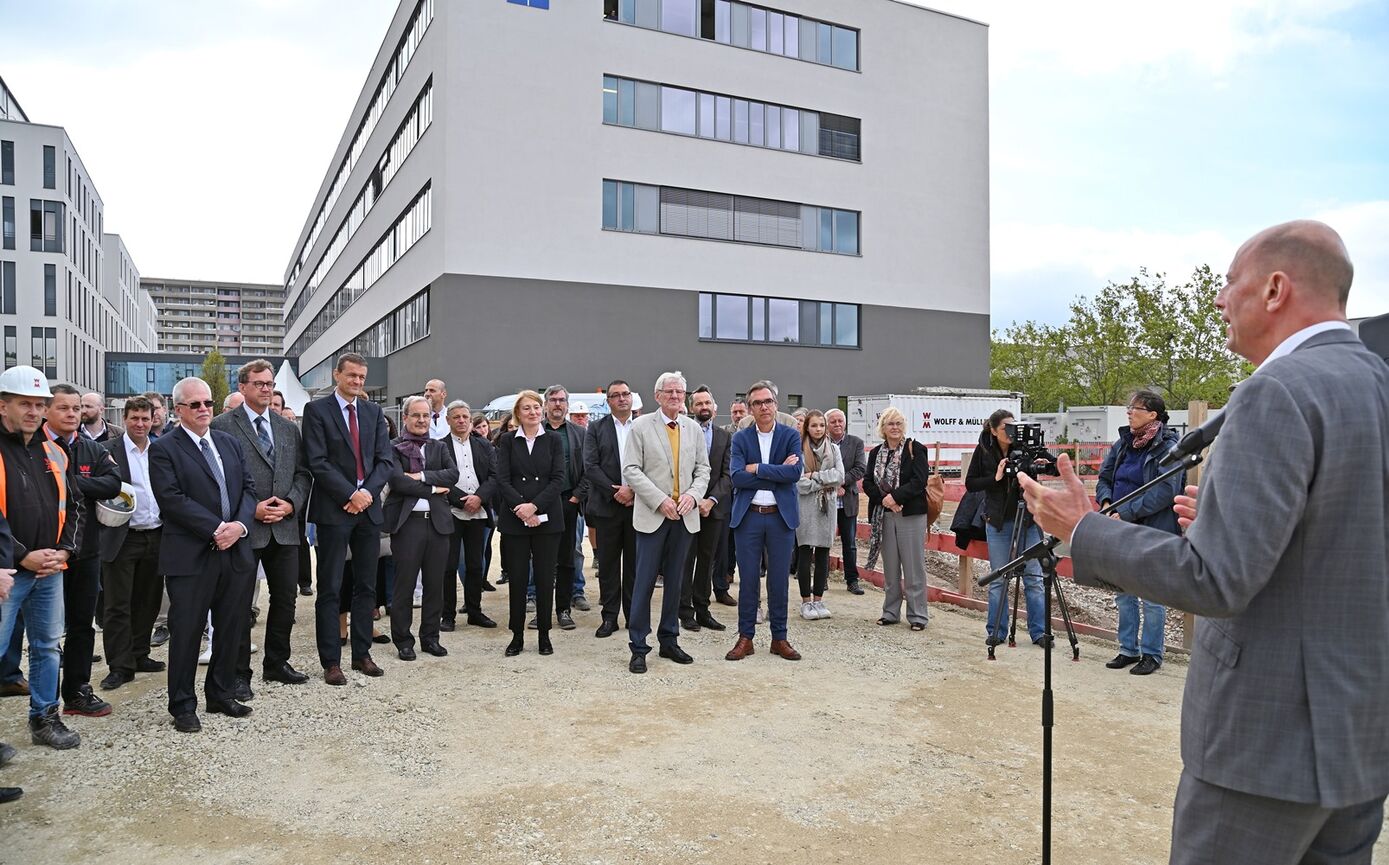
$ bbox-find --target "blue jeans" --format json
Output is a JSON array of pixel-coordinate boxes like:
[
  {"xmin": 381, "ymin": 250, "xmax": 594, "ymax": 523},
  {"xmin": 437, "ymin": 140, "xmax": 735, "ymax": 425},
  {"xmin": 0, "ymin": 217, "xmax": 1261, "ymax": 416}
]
[
  {"xmin": 0, "ymin": 570, "xmax": 64, "ymax": 718},
  {"xmin": 984, "ymin": 521, "xmax": 1046, "ymax": 642},
  {"xmin": 734, "ymin": 510, "xmax": 795, "ymax": 641},
  {"xmin": 1116, "ymin": 593, "xmax": 1165, "ymax": 658},
  {"xmin": 572, "ymin": 513, "xmax": 587, "ymax": 594}
]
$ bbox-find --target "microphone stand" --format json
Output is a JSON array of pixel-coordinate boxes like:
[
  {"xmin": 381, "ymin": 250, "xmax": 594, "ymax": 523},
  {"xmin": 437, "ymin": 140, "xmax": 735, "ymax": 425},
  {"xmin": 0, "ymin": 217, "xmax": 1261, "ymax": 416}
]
[{"xmin": 976, "ymin": 449, "xmax": 1205, "ymax": 865}]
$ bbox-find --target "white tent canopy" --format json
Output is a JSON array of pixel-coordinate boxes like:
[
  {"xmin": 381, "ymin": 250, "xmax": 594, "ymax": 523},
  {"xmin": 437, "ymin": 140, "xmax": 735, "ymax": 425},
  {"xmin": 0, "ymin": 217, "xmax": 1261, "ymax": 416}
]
[{"xmin": 274, "ymin": 360, "xmax": 313, "ymax": 415}]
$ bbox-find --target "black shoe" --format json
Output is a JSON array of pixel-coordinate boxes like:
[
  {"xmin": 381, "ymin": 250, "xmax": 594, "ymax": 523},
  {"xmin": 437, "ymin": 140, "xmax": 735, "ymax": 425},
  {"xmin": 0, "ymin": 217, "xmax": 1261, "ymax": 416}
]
[
  {"xmin": 372, "ymin": 633, "xmax": 391, "ymax": 644},
  {"xmin": 0, "ymin": 786, "xmax": 21, "ymax": 803},
  {"xmin": 135, "ymin": 658, "xmax": 166, "ymax": 673},
  {"xmin": 496, "ymin": 573, "xmax": 509, "ymax": 585},
  {"xmin": 1106, "ymin": 653, "xmax": 1141, "ymax": 669},
  {"xmin": 466, "ymin": 613, "xmax": 498, "ymax": 628},
  {"xmin": 557, "ymin": 610, "xmax": 576, "ymax": 631},
  {"xmin": 172, "ymin": 713, "xmax": 202, "ymax": 733},
  {"xmin": 206, "ymin": 700, "xmax": 252, "ymax": 718},
  {"xmin": 150, "ymin": 625, "xmax": 170, "ymax": 648},
  {"xmin": 0, "ymin": 742, "xmax": 15, "ymax": 767},
  {"xmin": 299, "ymin": 585, "xmax": 314, "ymax": 597},
  {"xmin": 29, "ymin": 706, "xmax": 81, "ymax": 750},
  {"xmin": 847, "ymin": 582, "xmax": 865, "ymax": 596},
  {"xmin": 233, "ymin": 678, "xmax": 255, "ymax": 702},
  {"xmin": 398, "ymin": 646, "xmax": 417, "ymax": 661},
  {"xmin": 696, "ymin": 613, "xmax": 726, "ymax": 631},
  {"xmin": 1033, "ymin": 635, "xmax": 1054, "ymax": 649},
  {"xmin": 659, "ymin": 644, "xmax": 694, "ymax": 665},
  {"xmin": 99, "ymin": 670, "xmax": 133, "ymax": 691},
  {"xmin": 629, "ymin": 653, "xmax": 647, "ymax": 674},
  {"xmin": 986, "ymin": 635, "xmax": 1005, "ymax": 647},
  {"xmin": 340, "ymin": 635, "xmax": 348, "ymax": 646},
  {"xmin": 421, "ymin": 641, "xmax": 447, "ymax": 657},
  {"xmin": 263, "ymin": 663, "xmax": 309, "ymax": 685},
  {"xmin": 505, "ymin": 638, "xmax": 523, "ymax": 657},
  {"xmin": 91, "ymin": 654, "xmax": 102, "ymax": 663},
  {"xmin": 538, "ymin": 635, "xmax": 553, "ymax": 656},
  {"xmin": 595, "ymin": 619, "xmax": 618, "ymax": 639},
  {"xmin": 63, "ymin": 685, "xmax": 113, "ymax": 718},
  {"xmin": 439, "ymin": 619, "xmax": 456, "ymax": 632},
  {"xmin": 482, "ymin": 581, "xmax": 497, "ymax": 592},
  {"xmin": 680, "ymin": 617, "xmax": 701, "ymax": 632},
  {"xmin": 1130, "ymin": 655, "xmax": 1162, "ymax": 676}
]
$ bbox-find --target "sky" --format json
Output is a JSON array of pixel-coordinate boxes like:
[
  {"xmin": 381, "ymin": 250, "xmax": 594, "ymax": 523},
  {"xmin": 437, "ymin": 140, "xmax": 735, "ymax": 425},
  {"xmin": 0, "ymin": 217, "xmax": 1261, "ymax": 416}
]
[{"xmin": 2, "ymin": 0, "xmax": 1386, "ymax": 329}]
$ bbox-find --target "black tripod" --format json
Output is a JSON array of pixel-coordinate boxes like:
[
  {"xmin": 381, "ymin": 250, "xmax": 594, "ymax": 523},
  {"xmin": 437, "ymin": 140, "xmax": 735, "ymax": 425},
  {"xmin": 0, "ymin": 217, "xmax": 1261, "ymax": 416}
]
[
  {"xmin": 977, "ymin": 450, "xmax": 1203, "ymax": 865},
  {"xmin": 984, "ymin": 494, "xmax": 1080, "ymax": 662}
]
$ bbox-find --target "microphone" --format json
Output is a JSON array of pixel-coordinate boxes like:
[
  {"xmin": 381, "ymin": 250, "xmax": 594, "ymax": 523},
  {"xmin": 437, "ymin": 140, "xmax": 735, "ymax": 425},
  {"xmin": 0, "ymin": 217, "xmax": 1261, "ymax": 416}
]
[{"xmin": 1159, "ymin": 413, "xmax": 1226, "ymax": 467}]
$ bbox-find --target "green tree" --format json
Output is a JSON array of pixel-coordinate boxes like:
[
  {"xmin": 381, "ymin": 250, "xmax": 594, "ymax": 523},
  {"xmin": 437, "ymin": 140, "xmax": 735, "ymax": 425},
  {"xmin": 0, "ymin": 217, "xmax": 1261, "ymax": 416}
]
[
  {"xmin": 990, "ymin": 320, "xmax": 1068, "ymax": 413},
  {"xmin": 1127, "ymin": 265, "xmax": 1252, "ymax": 405},
  {"xmin": 1061, "ymin": 280, "xmax": 1142, "ymax": 407},
  {"xmin": 202, "ymin": 349, "xmax": 230, "ymax": 411}
]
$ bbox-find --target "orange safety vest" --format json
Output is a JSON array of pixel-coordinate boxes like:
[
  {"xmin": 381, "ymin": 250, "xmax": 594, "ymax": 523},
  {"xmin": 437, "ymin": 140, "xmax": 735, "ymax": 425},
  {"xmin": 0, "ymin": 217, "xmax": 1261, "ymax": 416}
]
[{"xmin": 0, "ymin": 436, "xmax": 70, "ymax": 564}]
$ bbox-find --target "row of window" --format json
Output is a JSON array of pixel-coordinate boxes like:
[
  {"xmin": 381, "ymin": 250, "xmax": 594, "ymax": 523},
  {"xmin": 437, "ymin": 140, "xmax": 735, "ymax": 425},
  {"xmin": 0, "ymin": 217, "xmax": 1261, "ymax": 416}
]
[
  {"xmin": 698, "ymin": 292, "xmax": 859, "ymax": 348},
  {"xmin": 343, "ymin": 288, "xmax": 430, "ymax": 360},
  {"xmin": 288, "ymin": 184, "xmax": 432, "ymax": 358},
  {"xmin": 603, "ymin": 76, "xmax": 860, "ymax": 161},
  {"xmin": 286, "ymin": 0, "xmax": 434, "ymax": 298},
  {"xmin": 2, "ymin": 197, "xmax": 12, "ymax": 250},
  {"xmin": 605, "ymin": 0, "xmax": 859, "ymax": 71},
  {"xmin": 602, "ymin": 180, "xmax": 859, "ymax": 255},
  {"xmin": 286, "ymin": 81, "xmax": 434, "ymax": 329}
]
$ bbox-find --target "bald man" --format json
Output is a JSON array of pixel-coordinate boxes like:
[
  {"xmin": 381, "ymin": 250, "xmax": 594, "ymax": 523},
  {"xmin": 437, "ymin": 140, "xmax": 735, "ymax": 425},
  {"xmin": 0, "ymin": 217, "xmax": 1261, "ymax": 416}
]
[
  {"xmin": 423, "ymin": 379, "xmax": 449, "ymax": 439},
  {"xmin": 1020, "ymin": 221, "xmax": 1389, "ymax": 865}
]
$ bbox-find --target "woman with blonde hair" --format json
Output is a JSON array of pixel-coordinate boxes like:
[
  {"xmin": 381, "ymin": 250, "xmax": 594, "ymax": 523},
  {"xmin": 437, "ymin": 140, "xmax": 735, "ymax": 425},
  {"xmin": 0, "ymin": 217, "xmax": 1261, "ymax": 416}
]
[
  {"xmin": 863, "ymin": 406, "xmax": 933, "ymax": 630},
  {"xmin": 795, "ymin": 410, "xmax": 843, "ymax": 620}
]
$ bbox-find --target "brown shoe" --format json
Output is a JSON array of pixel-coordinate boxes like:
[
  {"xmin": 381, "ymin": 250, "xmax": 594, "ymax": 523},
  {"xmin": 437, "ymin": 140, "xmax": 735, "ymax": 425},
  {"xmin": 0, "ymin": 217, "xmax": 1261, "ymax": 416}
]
[
  {"xmin": 724, "ymin": 636, "xmax": 755, "ymax": 661},
  {"xmin": 769, "ymin": 639, "xmax": 802, "ymax": 661},
  {"xmin": 715, "ymin": 591, "xmax": 738, "ymax": 607},
  {"xmin": 351, "ymin": 656, "xmax": 384, "ymax": 677},
  {"xmin": 0, "ymin": 678, "xmax": 30, "ymax": 698},
  {"xmin": 323, "ymin": 666, "xmax": 347, "ymax": 686}
]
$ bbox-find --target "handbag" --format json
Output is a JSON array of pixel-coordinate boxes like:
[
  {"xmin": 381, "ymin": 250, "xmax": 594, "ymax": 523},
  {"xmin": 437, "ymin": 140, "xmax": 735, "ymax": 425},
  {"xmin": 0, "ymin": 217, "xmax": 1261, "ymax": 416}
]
[{"xmin": 908, "ymin": 440, "xmax": 946, "ymax": 527}]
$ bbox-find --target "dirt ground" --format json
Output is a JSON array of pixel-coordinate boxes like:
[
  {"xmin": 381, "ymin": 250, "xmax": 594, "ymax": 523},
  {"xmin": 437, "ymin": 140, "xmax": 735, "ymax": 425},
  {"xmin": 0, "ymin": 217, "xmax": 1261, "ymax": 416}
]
[{"xmin": 3, "ymin": 561, "xmax": 1385, "ymax": 865}]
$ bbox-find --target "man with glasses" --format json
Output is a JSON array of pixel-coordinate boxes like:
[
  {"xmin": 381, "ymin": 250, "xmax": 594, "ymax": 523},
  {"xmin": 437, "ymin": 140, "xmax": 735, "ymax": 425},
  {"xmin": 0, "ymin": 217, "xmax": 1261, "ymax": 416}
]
[
  {"xmin": 148, "ymin": 377, "xmax": 258, "ymax": 733},
  {"xmin": 211, "ymin": 360, "xmax": 314, "ymax": 694},
  {"xmin": 583, "ymin": 381, "xmax": 639, "ymax": 638}
]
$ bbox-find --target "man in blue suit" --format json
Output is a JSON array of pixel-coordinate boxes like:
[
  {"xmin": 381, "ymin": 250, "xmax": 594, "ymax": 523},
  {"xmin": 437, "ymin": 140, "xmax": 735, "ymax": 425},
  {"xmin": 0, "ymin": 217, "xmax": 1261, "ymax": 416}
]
[
  {"xmin": 301, "ymin": 353, "xmax": 394, "ymax": 685},
  {"xmin": 148, "ymin": 377, "xmax": 258, "ymax": 733},
  {"xmin": 725, "ymin": 380, "xmax": 803, "ymax": 662}
]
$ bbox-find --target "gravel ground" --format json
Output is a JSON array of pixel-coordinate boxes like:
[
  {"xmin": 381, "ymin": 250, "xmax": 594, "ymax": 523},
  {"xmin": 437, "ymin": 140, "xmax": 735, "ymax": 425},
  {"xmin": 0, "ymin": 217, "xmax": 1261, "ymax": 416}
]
[{"xmin": 3, "ymin": 555, "xmax": 1385, "ymax": 864}]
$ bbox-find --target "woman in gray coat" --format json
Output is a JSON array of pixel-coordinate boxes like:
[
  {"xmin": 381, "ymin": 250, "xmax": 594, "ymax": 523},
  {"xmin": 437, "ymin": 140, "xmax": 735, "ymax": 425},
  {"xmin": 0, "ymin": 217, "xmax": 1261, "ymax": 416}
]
[{"xmin": 795, "ymin": 410, "xmax": 843, "ymax": 620}]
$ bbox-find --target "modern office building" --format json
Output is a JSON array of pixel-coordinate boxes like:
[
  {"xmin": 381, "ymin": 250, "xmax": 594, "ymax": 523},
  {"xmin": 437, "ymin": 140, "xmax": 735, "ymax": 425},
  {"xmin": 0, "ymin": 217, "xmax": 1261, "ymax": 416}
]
[
  {"xmin": 142, "ymin": 277, "xmax": 286, "ymax": 355},
  {"xmin": 103, "ymin": 351, "xmax": 292, "ymax": 399},
  {"xmin": 283, "ymin": 0, "xmax": 989, "ymax": 410},
  {"xmin": 1, "ymin": 75, "xmax": 157, "ymax": 391}
]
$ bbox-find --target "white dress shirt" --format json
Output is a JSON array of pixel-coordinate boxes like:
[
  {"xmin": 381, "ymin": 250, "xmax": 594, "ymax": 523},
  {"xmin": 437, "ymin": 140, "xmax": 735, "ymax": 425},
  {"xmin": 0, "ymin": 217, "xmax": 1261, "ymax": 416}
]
[
  {"xmin": 242, "ymin": 404, "xmax": 275, "ymax": 451},
  {"xmin": 450, "ymin": 434, "xmax": 485, "ymax": 521},
  {"xmin": 612, "ymin": 415, "xmax": 634, "ymax": 465},
  {"xmin": 428, "ymin": 406, "xmax": 450, "ymax": 440},
  {"xmin": 124, "ymin": 435, "xmax": 161, "ymax": 529},
  {"xmin": 1255, "ymin": 320, "xmax": 1353, "ymax": 373},
  {"xmin": 752, "ymin": 428, "xmax": 777, "ymax": 506}
]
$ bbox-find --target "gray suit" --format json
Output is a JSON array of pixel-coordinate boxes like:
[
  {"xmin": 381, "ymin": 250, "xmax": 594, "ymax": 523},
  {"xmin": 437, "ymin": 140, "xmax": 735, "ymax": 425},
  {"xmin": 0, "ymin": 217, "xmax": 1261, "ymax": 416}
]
[{"xmin": 1070, "ymin": 330, "xmax": 1389, "ymax": 861}]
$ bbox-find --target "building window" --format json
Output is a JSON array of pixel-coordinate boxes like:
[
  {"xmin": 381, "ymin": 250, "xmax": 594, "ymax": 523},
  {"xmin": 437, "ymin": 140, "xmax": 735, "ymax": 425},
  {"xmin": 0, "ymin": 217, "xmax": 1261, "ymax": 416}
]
[
  {"xmin": 42, "ymin": 146, "xmax": 56, "ymax": 189},
  {"xmin": 698, "ymin": 292, "xmax": 860, "ymax": 348},
  {"xmin": 0, "ymin": 260, "xmax": 13, "ymax": 314},
  {"xmin": 0, "ymin": 141, "xmax": 12, "ymax": 185},
  {"xmin": 3, "ymin": 326, "xmax": 14, "ymax": 368},
  {"xmin": 1, "ymin": 196, "xmax": 12, "ymax": 249},
  {"xmin": 29, "ymin": 199, "xmax": 64, "ymax": 253},
  {"xmin": 44, "ymin": 264, "xmax": 56, "ymax": 316},
  {"xmin": 609, "ymin": 0, "xmax": 858, "ymax": 71},
  {"xmin": 603, "ymin": 76, "xmax": 859, "ymax": 162},
  {"xmin": 507, "ymin": 0, "xmax": 549, "ymax": 6},
  {"xmin": 602, "ymin": 180, "xmax": 659, "ymax": 234}
]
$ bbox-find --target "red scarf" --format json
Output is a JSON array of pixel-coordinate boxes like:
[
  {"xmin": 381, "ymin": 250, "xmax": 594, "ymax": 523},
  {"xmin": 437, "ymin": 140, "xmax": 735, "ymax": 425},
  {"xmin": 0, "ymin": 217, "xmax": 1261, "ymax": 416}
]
[{"xmin": 1131, "ymin": 420, "xmax": 1163, "ymax": 450}]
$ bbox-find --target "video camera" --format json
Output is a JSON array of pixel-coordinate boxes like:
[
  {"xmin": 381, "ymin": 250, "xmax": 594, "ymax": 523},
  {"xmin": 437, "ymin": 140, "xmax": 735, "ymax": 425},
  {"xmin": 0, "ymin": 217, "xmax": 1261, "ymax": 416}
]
[{"xmin": 1002, "ymin": 421, "xmax": 1047, "ymax": 479}]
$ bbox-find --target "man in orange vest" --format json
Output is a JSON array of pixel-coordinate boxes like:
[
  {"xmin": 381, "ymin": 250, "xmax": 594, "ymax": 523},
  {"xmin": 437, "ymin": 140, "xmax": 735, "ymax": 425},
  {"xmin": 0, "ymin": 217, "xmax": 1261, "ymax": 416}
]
[{"xmin": 0, "ymin": 366, "xmax": 80, "ymax": 751}]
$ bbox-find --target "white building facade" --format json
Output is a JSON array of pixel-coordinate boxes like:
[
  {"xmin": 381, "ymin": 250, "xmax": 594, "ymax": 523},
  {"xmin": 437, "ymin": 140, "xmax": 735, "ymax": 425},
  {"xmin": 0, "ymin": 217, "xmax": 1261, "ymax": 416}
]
[{"xmin": 283, "ymin": 0, "xmax": 990, "ymax": 409}]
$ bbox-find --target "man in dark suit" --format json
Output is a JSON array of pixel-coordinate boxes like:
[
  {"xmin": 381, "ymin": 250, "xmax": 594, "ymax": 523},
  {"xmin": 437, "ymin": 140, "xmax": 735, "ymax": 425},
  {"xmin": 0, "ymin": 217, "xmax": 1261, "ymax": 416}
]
[
  {"xmin": 536, "ymin": 386, "xmax": 586, "ymax": 631},
  {"xmin": 301, "ymin": 352, "xmax": 394, "ymax": 685},
  {"xmin": 210, "ymin": 359, "xmax": 314, "ymax": 692},
  {"xmin": 441, "ymin": 401, "xmax": 498, "ymax": 629},
  {"xmin": 583, "ymin": 380, "xmax": 638, "ymax": 638},
  {"xmin": 98, "ymin": 397, "xmax": 165, "ymax": 693},
  {"xmin": 148, "ymin": 377, "xmax": 258, "ymax": 733},
  {"xmin": 725, "ymin": 380, "xmax": 802, "ymax": 662},
  {"xmin": 825, "ymin": 409, "xmax": 867, "ymax": 595},
  {"xmin": 1022, "ymin": 221, "xmax": 1389, "ymax": 865},
  {"xmin": 679, "ymin": 386, "xmax": 732, "ymax": 632},
  {"xmin": 384, "ymin": 396, "xmax": 457, "ymax": 659}
]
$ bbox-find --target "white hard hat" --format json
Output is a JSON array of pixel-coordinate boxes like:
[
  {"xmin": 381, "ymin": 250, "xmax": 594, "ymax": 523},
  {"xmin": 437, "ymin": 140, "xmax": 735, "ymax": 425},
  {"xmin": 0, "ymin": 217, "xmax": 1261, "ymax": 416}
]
[
  {"xmin": 96, "ymin": 483, "xmax": 138, "ymax": 528},
  {"xmin": 569, "ymin": 401, "xmax": 589, "ymax": 415},
  {"xmin": 0, "ymin": 365, "xmax": 53, "ymax": 398}
]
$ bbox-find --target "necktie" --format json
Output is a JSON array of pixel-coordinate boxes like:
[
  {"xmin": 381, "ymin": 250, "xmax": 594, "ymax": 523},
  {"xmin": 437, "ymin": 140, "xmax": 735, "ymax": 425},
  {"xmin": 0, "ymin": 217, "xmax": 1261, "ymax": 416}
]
[
  {"xmin": 255, "ymin": 416, "xmax": 275, "ymax": 464},
  {"xmin": 346, "ymin": 403, "xmax": 365, "ymax": 483},
  {"xmin": 666, "ymin": 421, "xmax": 680, "ymax": 498},
  {"xmin": 200, "ymin": 438, "xmax": 231, "ymax": 521}
]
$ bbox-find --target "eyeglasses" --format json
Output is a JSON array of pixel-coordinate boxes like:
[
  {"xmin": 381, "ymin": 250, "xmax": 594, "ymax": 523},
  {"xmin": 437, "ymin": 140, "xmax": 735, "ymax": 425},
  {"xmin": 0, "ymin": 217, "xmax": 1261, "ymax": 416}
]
[
  {"xmin": 245, "ymin": 381, "xmax": 275, "ymax": 389},
  {"xmin": 179, "ymin": 400, "xmax": 216, "ymax": 410},
  {"xmin": 660, "ymin": 389, "xmax": 686, "ymax": 396},
  {"xmin": 749, "ymin": 398, "xmax": 776, "ymax": 408},
  {"xmin": 1126, "ymin": 406, "xmax": 1154, "ymax": 413},
  {"xmin": 609, "ymin": 392, "xmax": 632, "ymax": 400}
]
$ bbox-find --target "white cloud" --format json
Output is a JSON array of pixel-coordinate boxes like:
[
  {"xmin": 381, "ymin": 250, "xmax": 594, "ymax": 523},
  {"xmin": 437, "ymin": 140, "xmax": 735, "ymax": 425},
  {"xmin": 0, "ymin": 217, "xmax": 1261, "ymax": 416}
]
[{"xmin": 1315, "ymin": 200, "xmax": 1389, "ymax": 319}]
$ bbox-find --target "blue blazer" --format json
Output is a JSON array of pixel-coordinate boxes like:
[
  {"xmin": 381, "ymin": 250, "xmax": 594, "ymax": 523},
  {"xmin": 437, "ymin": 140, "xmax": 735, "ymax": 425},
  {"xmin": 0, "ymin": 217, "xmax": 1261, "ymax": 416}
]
[
  {"xmin": 730, "ymin": 422, "xmax": 801, "ymax": 530},
  {"xmin": 302, "ymin": 394, "xmax": 394, "ymax": 526},
  {"xmin": 148, "ymin": 428, "xmax": 258, "ymax": 577}
]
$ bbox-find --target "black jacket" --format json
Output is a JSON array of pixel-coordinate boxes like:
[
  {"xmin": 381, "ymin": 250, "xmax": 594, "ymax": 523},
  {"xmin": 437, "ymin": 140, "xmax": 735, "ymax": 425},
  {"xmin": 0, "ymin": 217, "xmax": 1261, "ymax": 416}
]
[
  {"xmin": 382, "ymin": 437, "xmax": 458, "ymax": 536},
  {"xmin": 964, "ymin": 434, "xmax": 1059, "ymax": 528},
  {"xmin": 0, "ymin": 421, "xmax": 80, "ymax": 565},
  {"xmin": 495, "ymin": 429, "xmax": 565, "ymax": 535},
  {"xmin": 863, "ymin": 440, "xmax": 934, "ymax": 517},
  {"xmin": 50, "ymin": 427, "xmax": 122, "ymax": 561}
]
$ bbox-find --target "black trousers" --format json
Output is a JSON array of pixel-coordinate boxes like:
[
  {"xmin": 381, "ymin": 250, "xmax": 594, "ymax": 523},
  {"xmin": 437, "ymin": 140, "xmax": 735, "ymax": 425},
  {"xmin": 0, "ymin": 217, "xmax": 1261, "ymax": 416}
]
[
  {"xmin": 445, "ymin": 517, "xmax": 490, "ymax": 619},
  {"xmin": 551, "ymin": 497, "xmax": 580, "ymax": 613},
  {"xmin": 592, "ymin": 510, "xmax": 636, "ymax": 625},
  {"xmin": 796, "ymin": 545, "xmax": 831, "ymax": 598},
  {"xmin": 101, "ymin": 528, "xmax": 164, "ymax": 676},
  {"xmin": 239, "ymin": 539, "xmax": 299, "ymax": 681},
  {"xmin": 390, "ymin": 514, "xmax": 449, "ymax": 649},
  {"xmin": 314, "ymin": 519, "xmax": 380, "ymax": 668},
  {"xmin": 61, "ymin": 555, "xmax": 100, "ymax": 700},
  {"xmin": 836, "ymin": 507, "xmax": 861, "ymax": 585},
  {"xmin": 680, "ymin": 517, "xmax": 725, "ymax": 620},
  {"xmin": 296, "ymin": 510, "xmax": 313, "ymax": 591},
  {"xmin": 501, "ymin": 532, "xmax": 558, "ymax": 637},
  {"xmin": 165, "ymin": 552, "xmax": 254, "ymax": 717}
]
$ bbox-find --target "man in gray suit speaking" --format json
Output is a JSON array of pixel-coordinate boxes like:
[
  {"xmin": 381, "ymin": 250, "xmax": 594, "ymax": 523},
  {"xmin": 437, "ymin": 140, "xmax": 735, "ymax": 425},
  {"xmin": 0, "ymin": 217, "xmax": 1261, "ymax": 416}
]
[{"xmin": 1020, "ymin": 220, "xmax": 1389, "ymax": 865}]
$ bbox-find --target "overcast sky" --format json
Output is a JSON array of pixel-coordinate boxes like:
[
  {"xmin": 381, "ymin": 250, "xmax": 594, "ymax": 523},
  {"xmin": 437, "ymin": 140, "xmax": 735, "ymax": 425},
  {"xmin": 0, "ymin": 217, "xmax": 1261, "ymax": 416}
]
[{"xmin": 2, "ymin": 0, "xmax": 1386, "ymax": 327}]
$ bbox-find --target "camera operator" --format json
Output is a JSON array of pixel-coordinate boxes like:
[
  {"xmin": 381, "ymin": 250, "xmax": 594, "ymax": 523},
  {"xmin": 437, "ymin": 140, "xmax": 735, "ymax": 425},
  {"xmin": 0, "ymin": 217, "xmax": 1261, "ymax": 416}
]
[
  {"xmin": 1095, "ymin": 390, "xmax": 1183, "ymax": 676},
  {"xmin": 964, "ymin": 410, "xmax": 1058, "ymax": 648}
]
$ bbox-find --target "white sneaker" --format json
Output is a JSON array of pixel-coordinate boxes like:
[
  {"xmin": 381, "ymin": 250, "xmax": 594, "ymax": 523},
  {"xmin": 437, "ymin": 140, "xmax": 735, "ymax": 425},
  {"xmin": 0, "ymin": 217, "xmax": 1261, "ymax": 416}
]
[
  {"xmin": 813, "ymin": 600, "xmax": 831, "ymax": 619},
  {"xmin": 412, "ymin": 592, "xmax": 423, "ymax": 609},
  {"xmin": 526, "ymin": 599, "xmax": 536, "ymax": 613},
  {"xmin": 250, "ymin": 642, "xmax": 259, "ymax": 654},
  {"xmin": 197, "ymin": 644, "xmax": 212, "ymax": 665},
  {"xmin": 756, "ymin": 604, "xmax": 766, "ymax": 624},
  {"xmin": 800, "ymin": 601, "xmax": 818, "ymax": 621}
]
